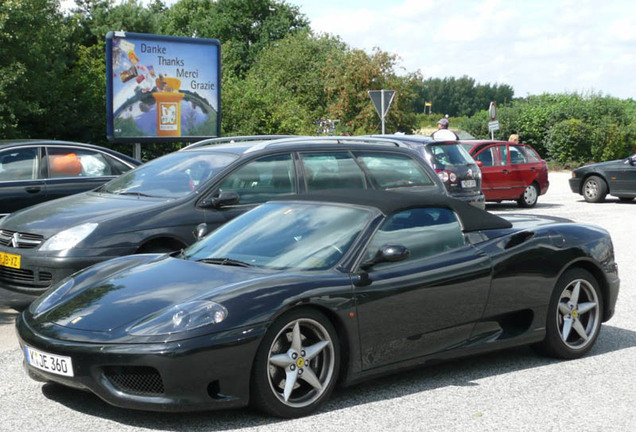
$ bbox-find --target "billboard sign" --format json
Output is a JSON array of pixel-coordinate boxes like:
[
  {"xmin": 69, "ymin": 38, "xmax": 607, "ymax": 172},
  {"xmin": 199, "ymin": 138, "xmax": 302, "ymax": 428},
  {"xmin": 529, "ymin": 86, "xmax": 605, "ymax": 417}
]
[{"xmin": 106, "ymin": 31, "xmax": 221, "ymax": 143}]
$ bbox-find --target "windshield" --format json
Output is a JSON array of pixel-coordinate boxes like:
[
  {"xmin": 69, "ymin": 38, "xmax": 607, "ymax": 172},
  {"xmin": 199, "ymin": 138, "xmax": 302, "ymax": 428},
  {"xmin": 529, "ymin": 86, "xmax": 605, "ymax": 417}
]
[
  {"xmin": 99, "ymin": 151, "xmax": 238, "ymax": 198},
  {"xmin": 429, "ymin": 144, "xmax": 475, "ymax": 167},
  {"xmin": 185, "ymin": 202, "xmax": 374, "ymax": 270}
]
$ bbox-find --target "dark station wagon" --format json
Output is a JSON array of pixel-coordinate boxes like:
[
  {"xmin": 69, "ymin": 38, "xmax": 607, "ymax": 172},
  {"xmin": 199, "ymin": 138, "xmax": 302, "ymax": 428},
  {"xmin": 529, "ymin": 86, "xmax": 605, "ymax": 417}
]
[{"xmin": 0, "ymin": 136, "xmax": 446, "ymax": 306}]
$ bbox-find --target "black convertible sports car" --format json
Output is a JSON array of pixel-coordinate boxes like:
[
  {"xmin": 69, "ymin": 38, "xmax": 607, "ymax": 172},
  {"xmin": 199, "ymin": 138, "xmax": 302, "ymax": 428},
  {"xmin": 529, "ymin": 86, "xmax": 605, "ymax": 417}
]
[
  {"xmin": 569, "ymin": 153, "xmax": 636, "ymax": 202},
  {"xmin": 16, "ymin": 190, "xmax": 619, "ymax": 418}
]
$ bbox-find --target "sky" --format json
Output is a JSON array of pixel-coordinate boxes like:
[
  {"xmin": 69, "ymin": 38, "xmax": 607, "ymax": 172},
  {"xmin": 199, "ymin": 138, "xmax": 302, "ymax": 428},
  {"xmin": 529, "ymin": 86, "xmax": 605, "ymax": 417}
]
[
  {"xmin": 285, "ymin": 0, "xmax": 636, "ymax": 99},
  {"xmin": 63, "ymin": 0, "xmax": 636, "ymax": 99}
]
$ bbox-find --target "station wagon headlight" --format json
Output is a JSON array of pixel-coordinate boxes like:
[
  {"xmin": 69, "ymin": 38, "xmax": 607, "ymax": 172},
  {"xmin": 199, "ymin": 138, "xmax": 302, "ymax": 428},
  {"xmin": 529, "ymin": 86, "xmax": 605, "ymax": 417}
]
[
  {"xmin": 40, "ymin": 223, "xmax": 98, "ymax": 251},
  {"xmin": 128, "ymin": 300, "xmax": 228, "ymax": 336}
]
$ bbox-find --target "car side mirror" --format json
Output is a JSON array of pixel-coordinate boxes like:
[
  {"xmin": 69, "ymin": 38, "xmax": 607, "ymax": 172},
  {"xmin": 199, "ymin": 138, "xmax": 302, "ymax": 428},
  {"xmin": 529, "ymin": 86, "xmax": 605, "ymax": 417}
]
[
  {"xmin": 200, "ymin": 190, "xmax": 239, "ymax": 209},
  {"xmin": 628, "ymin": 156, "xmax": 635, "ymax": 166},
  {"xmin": 360, "ymin": 244, "xmax": 410, "ymax": 270}
]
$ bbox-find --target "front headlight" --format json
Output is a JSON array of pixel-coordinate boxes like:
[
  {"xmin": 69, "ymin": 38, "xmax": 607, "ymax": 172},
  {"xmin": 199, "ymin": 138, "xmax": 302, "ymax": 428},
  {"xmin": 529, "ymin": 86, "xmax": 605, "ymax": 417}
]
[
  {"xmin": 30, "ymin": 277, "xmax": 75, "ymax": 316},
  {"xmin": 128, "ymin": 300, "xmax": 228, "ymax": 336},
  {"xmin": 40, "ymin": 223, "xmax": 98, "ymax": 251}
]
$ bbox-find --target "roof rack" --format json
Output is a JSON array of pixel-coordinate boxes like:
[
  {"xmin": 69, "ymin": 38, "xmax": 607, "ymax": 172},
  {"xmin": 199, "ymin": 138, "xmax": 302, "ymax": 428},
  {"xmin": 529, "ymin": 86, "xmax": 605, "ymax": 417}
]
[
  {"xmin": 244, "ymin": 135, "xmax": 410, "ymax": 153},
  {"xmin": 180, "ymin": 135, "xmax": 297, "ymax": 150}
]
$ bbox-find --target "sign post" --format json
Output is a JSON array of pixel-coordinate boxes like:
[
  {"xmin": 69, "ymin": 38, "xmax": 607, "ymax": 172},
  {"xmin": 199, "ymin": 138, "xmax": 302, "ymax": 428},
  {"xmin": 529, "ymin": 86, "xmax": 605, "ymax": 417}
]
[
  {"xmin": 488, "ymin": 101, "xmax": 499, "ymax": 139},
  {"xmin": 369, "ymin": 90, "xmax": 395, "ymax": 134}
]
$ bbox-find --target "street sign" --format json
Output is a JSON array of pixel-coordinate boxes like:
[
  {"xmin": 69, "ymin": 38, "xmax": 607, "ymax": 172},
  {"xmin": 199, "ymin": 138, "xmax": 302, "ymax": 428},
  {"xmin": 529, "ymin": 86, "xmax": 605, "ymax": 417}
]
[
  {"xmin": 489, "ymin": 101, "xmax": 497, "ymax": 121},
  {"xmin": 369, "ymin": 90, "xmax": 395, "ymax": 117},
  {"xmin": 368, "ymin": 90, "xmax": 395, "ymax": 134},
  {"xmin": 488, "ymin": 120, "xmax": 500, "ymax": 132}
]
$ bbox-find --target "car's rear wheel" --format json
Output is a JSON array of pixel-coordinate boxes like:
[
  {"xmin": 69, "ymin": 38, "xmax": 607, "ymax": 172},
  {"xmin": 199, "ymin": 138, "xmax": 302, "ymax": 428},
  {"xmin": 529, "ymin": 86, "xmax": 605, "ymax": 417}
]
[
  {"xmin": 517, "ymin": 183, "xmax": 539, "ymax": 208},
  {"xmin": 251, "ymin": 309, "xmax": 339, "ymax": 418},
  {"xmin": 582, "ymin": 176, "xmax": 608, "ymax": 203},
  {"xmin": 534, "ymin": 268, "xmax": 603, "ymax": 359}
]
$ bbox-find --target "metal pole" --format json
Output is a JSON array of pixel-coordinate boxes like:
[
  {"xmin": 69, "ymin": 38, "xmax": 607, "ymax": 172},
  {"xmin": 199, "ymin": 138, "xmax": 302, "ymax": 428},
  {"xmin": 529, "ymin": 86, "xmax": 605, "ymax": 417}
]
[
  {"xmin": 381, "ymin": 90, "xmax": 386, "ymax": 134},
  {"xmin": 491, "ymin": 129, "xmax": 494, "ymax": 140},
  {"xmin": 133, "ymin": 143, "xmax": 142, "ymax": 161}
]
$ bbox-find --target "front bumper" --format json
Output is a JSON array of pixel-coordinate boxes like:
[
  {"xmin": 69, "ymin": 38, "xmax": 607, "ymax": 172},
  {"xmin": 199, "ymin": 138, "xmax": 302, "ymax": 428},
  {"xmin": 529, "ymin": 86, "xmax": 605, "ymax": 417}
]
[
  {"xmin": 0, "ymin": 247, "xmax": 123, "ymax": 300},
  {"xmin": 16, "ymin": 313, "xmax": 264, "ymax": 412},
  {"xmin": 569, "ymin": 177, "xmax": 582, "ymax": 194}
]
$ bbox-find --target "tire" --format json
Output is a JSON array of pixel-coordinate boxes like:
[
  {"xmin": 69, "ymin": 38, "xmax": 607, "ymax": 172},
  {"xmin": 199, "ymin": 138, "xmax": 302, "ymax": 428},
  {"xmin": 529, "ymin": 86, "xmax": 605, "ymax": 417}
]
[
  {"xmin": 251, "ymin": 309, "xmax": 340, "ymax": 418},
  {"xmin": 534, "ymin": 268, "xmax": 603, "ymax": 359},
  {"xmin": 582, "ymin": 176, "xmax": 608, "ymax": 203},
  {"xmin": 618, "ymin": 197, "xmax": 634, "ymax": 202},
  {"xmin": 517, "ymin": 183, "xmax": 539, "ymax": 208}
]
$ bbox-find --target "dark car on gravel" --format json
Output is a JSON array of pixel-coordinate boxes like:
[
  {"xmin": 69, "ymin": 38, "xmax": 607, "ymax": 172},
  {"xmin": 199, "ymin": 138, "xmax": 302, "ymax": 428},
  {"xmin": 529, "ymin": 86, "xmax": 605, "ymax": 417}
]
[
  {"xmin": 0, "ymin": 140, "xmax": 140, "ymax": 218},
  {"xmin": 17, "ymin": 189, "xmax": 619, "ymax": 417},
  {"xmin": 569, "ymin": 154, "xmax": 636, "ymax": 203},
  {"xmin": 0, "ymin": 136, "xmax": 446, "ymax": 306},
  {"xmin": 371, "ymin": 135, "xmax": 485, "ymax": 209}
]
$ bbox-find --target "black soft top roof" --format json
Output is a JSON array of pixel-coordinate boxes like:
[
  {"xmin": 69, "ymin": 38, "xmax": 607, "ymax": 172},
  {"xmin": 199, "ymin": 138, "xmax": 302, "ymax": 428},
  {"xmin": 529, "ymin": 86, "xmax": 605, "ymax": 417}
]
[{"xmin": 271, "ymin": 189, "xmax": 511, "ymax": 232}]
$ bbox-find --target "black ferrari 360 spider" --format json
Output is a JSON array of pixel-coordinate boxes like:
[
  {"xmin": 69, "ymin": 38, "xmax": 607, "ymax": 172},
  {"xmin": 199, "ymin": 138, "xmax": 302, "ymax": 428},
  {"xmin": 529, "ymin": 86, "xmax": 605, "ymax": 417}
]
[{"xmin": 16, "ymin": 190, "xmax": 619, "ymax": 418}]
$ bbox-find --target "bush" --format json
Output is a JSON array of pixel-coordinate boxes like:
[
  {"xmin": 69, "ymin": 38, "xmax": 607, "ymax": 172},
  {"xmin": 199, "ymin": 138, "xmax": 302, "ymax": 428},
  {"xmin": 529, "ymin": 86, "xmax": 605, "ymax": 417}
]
[{"xmin": 546, "ymin": 119, "xmax": 595, "ymax": 163}]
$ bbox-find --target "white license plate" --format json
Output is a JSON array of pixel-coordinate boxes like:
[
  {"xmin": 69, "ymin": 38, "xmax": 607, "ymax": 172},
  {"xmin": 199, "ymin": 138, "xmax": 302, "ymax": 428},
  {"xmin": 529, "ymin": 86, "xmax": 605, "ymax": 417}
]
[
  {"xmin": 24, "ymin": 345, "xmax": 74, "ymax": 377},
  {"xmin": 461, "ymin": 179, "xmax": 477, "ymax": 188}
]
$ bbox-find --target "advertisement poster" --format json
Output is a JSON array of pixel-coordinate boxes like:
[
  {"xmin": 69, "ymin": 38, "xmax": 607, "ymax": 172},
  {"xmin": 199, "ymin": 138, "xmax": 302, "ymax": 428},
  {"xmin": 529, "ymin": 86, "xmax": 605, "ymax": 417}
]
[{"xmin": 106, "ymin": 31, "xmax": 221, "ymax": 142}]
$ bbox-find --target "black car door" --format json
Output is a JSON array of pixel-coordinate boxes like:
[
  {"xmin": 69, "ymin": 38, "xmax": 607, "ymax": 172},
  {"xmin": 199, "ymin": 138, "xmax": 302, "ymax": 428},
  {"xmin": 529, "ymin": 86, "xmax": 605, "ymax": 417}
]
[
  {"xmin": 0, "ymin": 146, "xmax": 46, "ymax": 216},
  {"xmin": 353, "ymin": 207, "xmax": 492, "ymax": 370},
  {"xmin": 603, "ymin": 159, "xmax": 636, "ymax": 196}
]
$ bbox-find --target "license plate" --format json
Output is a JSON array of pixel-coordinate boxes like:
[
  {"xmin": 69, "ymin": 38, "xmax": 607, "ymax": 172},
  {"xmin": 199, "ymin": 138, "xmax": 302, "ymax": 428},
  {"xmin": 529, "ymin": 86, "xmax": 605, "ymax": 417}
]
[
  {"xmin": 461, "ymin": 179, "xmax": 477, "ymax": 188},
  {"xmin": 0, "ymin": 251, "xmax": 20, "ymax": 269},
  {"xmin": 24, "ymin": 345, "xmax": 74, "ymax": 377}
]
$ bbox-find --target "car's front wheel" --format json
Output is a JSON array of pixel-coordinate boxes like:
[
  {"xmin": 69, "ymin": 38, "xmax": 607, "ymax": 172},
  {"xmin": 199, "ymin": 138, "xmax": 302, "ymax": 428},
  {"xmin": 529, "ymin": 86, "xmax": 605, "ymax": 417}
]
[
  {"xmin": 251, "ymin": 309, "xmax": 340, "ymax": 418},
  {"xmin": 535, "ymin": 268, "xmax": 603, "ymax": 359},
  {"xmin": 582, "ymin": 176, "xmax": 608, "ymax": 203},
  {"xmin": 517, "ymin": 183, "xmax": 539, "ymax": 208}
]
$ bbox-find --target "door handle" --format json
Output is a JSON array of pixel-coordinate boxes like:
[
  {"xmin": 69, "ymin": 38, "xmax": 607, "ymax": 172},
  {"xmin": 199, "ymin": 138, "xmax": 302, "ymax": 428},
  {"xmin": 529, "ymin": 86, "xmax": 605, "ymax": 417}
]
[
  {"xmin": 502, "ymin": 169, "xmax": 509, "ymax": 174},
  {"xmin": 530, "ymin": 167, "xmax": 537, "ymax": 172},
  {"xmin": 25, "ymin": 186, "xmax": 42, "ymax": 194}
]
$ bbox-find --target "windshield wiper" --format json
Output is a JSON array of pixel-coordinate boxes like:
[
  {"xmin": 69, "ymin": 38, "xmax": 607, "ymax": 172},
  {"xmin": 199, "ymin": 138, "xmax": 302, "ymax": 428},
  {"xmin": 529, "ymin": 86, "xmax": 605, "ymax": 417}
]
[
  {"xmin": 117, "ymin": 191, "xmax": 156, "ymax": 198},
  {"xmin": 196, "ymin": 257, "xmax": 253, "ymax": 267}
]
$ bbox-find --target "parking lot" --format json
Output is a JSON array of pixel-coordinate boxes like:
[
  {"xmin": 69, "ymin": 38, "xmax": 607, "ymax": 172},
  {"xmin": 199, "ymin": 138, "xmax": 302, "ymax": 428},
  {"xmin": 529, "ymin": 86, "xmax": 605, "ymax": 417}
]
[{"xmin": 0, "ymin": 170, "xmax": 635, "ymax": 431}]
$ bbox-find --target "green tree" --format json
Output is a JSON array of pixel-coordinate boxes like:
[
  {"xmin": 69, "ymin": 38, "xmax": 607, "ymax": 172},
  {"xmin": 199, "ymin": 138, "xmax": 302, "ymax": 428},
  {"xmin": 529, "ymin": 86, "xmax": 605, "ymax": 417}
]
[
  {"xmin": 0, "ymin": 0, "xmax": 70, "ymax": 138},
  {"xmin": 222, "ymin": 31, "xmax": 346, "ymax": 135},
  {"xmin": 160, "ymin": 0, "xmax": 309, "ymax": 78},
  {"xmin": 324, "ymin": 48, "xmax": 418, "ymax": 134}
]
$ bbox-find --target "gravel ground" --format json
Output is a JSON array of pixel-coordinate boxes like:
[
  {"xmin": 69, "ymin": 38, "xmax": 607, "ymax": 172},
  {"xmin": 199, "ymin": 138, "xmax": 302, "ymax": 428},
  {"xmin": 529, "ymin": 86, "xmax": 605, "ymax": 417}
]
[{"xmin": 0, "ymin": 171, "xmax": 635, "ymax": 431}]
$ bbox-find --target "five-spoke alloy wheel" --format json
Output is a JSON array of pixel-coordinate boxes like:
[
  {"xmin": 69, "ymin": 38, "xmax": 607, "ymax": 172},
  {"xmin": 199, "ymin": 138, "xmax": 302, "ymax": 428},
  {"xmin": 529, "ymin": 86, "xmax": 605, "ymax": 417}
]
[
  {"xmin": 251, "ymin": 309, "xmax": 339, "ymax": 418},
  {"xmin": 536, "ymin": 268, "xmax": 603, "ymax": 359}
]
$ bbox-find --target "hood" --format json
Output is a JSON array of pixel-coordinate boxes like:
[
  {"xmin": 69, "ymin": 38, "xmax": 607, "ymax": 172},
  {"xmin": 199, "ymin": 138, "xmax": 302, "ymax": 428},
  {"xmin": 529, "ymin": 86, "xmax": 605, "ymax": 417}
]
[
  {"xmin": 576, "ymin": 159, "xmax": 628, "ymax": 171},
  {"xmin": 0, "ymin": 192, "xmax": 169, "ymax": 236},
  {"xmin": 32, "ymin": 254, "xmax": 280, "ymax": 337}
]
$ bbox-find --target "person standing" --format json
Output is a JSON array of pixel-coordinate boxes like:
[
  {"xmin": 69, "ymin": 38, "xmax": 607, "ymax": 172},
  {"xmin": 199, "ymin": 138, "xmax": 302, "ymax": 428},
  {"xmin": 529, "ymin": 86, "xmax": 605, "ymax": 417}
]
[{"xmin": 431, "ymin": 118, "xmax": 459, "ymax": 140}]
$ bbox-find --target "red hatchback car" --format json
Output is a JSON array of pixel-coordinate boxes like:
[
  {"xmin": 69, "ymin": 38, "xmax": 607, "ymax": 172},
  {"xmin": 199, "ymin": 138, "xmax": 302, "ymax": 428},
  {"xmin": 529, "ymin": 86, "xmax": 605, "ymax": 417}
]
[{"xmin": 461, "ymin": 140, "xmax": 549, "ymax": 207}]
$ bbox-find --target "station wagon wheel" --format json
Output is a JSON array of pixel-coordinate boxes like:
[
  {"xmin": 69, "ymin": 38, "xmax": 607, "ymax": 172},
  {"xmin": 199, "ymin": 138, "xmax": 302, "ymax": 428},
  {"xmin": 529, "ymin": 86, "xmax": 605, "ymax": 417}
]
[
  {"xmin": 535, "ymin": 268, "xmax": 603, "ymax": 359},
  {"xmin": 517, "ymin": 183, "xmax": 538, "ymax": 208},
  {"xmin": 582, "ymin": 176, "xmax": 608, "ymax": 203},
  {"xmin": 251, "ymin": 309, "xmax": 339, "ymax": 418}
]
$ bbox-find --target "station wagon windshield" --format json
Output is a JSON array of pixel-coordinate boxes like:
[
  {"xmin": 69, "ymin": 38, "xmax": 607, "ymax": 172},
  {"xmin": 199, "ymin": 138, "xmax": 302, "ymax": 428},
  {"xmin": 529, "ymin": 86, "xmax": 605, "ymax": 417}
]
[{"xmin": 99, "ymin": 151, "xmax": 238, "ymax": 198}]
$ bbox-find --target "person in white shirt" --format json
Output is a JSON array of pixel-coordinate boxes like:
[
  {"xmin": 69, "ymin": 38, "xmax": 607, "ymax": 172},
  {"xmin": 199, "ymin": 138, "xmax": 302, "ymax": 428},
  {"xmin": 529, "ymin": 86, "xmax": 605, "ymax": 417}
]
[{"xmin": 431, "ymin": 118, "xmax": 459, "ymax": 140}]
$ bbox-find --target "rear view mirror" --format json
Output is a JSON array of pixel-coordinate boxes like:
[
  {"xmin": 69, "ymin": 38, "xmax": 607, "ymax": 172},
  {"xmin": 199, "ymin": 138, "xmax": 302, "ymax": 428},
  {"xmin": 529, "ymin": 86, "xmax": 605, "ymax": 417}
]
[
  {"xmin": 360, "ymin": 244, "xmax": 410, "ymax": 270},
  {"xmin": 200, "ymin": 190, "xmax": 239, "ymax": 209}
]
